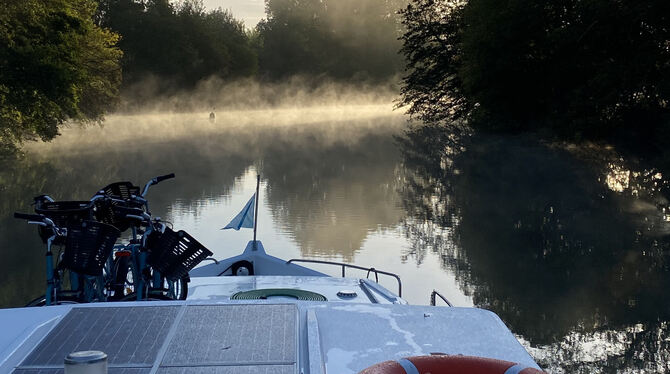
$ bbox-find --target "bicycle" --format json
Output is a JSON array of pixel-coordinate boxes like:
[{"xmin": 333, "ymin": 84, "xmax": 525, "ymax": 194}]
[
  {"xmin": 110, "ymin": 207, "xmax": 212, "ymax": 301},
  {"xmin": 38, "ymin": 173, "xmax": 176, "ymax": 301},
  {"xmin": 88, "ymin": 173, "xmax": 203, "ymax": 301},
  {"xmin": 22, "ymin": 172, "xmax": 210, "ymax": 304},
  {"xmin": 14, "ymin": 213, "xmax": 120, "ymax": 306}
]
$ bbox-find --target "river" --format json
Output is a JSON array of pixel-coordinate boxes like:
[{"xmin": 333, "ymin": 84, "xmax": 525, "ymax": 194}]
[{"xmin": 0, "ymin": 105, "xmax": 668, "ymax": 373}]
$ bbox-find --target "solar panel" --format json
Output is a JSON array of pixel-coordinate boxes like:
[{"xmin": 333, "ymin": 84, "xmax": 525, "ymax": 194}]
[
  {"xmin": 15, "ymin": 304, "xmax": 298, "ymax": 374},
  {"xmin": 14, "ymin": 369, "xmax": 149, "ymax": 374},
  {"xmin": 21, "ymin": 306, "xmax": 180, "ymax": 367},
  {"xmin": 162, "ymin": 304, "xmax": 296, "ymax": 366}
]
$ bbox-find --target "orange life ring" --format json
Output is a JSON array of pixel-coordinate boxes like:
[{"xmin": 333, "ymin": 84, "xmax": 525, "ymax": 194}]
[{"xmin": 358, "ymin": 355, "xmax": 547, "ymax": 374}]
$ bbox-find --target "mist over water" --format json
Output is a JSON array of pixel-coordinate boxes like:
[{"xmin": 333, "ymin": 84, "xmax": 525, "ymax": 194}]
[
  {"xmin": 1, "ymin": 97, "xmax": 669, "ymax": 372},
  {"xmin": 117, "ymin": 76, "xmax": 401, "ymax": 113}
]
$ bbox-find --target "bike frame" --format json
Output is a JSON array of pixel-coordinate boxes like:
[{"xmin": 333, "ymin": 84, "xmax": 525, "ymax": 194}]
[{"xmin": 45, "ymin": 235, "xmax": 55, "ymax": 306}]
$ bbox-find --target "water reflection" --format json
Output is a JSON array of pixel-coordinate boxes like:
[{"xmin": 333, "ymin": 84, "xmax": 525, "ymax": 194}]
[
  {"xmin": 0, "ymin": 121, "xmax": 253, "ymax": 306},
  {"xmin": 399, "ymin": 124, "xmax": 670, "ymax": 372},
  {"xmin": 4, "ymin": 107, "xmax": 669, "ymax": 371},
  {"xmin": 0, "ymin": 106, "xmax": 426, "ymax": 306},
  {"xmin": 529, "ymin": 321, "xmax": 670, "ymax": 373},
  {"xmin": 262, "ymin": 133, "xmax": 403, "ymax": 260}
]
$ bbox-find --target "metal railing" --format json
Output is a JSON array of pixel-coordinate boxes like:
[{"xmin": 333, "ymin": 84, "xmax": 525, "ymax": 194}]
[
  {"xmin": 286, "ymin": 258, "xmax": 402, "ymax": 297},
  {"xmin": 430, "ymin": 289, "xmax": 453, "ymax": 307}
]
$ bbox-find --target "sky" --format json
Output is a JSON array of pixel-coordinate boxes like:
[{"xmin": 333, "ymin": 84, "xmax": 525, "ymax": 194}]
[{"xmin": 201, "ymin": 0, "xmax": 266, "ymax": 28}]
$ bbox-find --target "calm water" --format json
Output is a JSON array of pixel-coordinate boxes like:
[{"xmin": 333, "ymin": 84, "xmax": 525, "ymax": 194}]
[{"xmin": 0, "ymin": 105, "xmax": 668, "ymax": 373}]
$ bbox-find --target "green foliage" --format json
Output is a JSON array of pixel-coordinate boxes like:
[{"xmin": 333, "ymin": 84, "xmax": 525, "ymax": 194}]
[
  {"xmin": 0, "ymin": 0, "xmax": 122, "ymax": 154},
  {"xmin": 400, "ymin": 0, "xmax": 670, "ymax": 144},
  {"xmin": 398, "ymin": 0, "xmax": 469, "ymax": 124},
  {"xmin": 0, "ymin": 0, "xmax": 410, "ymax": 154},
  {"xmin": 257, "ymin": 0, "xmax": 406, "ymax": 81},
  {"xmin": 97, "ymin": 0, "xmax": 257, "ymax": 89},
  {"xmin": 96, "ymin": 0, "xmax": 407, "ymax": 91}
]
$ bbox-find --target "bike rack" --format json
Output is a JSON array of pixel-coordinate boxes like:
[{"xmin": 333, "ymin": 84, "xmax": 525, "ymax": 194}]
[
  {"xmin": 286, "ymin": 258, "xmax": 402, "ymax": 297},
  {"xmin": 430, "ymin": 289, "xmax": 453, "ymax": 307}
]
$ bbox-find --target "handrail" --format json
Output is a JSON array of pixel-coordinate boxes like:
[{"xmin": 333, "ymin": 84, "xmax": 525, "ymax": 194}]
[
  {"xmin": 430, "ymin": 289, "xmax": 453, "ymax": 307},
  {"xmin": 202, "ymin": 257, "xmax": 220, "ymax": 265},
  {"xmin": 286, "ymin": 258, "xmax": 402, "ymax": 297}
]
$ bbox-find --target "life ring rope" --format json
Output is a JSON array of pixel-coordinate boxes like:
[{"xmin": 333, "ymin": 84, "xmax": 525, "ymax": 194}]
[
  {"xmin": 504, "ymin": 363, "xmax": 534, "ymax": 374},
  {"xmin": 396, "ymin": 358, "xmax": 420, "ymax": 374}
]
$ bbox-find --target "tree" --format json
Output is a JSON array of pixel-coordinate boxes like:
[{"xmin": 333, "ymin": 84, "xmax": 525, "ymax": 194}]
[
  {"xmin": 97, "ymin": 0, "xmax": 256, "ymax": 93},
  {"xmin": 0, "ymin": 0, "xmax": 122, "ymax": 155},
  {"xmin": 398, "ymin": 0, "xmax": 469, "ymax": 124},
  {"xmin": 257, "ymin": 0, "xmax": 406, "ymax": 81},
  {"xmin": 400, "ymin": 0, "xmax": 670, "ymax": 146}
]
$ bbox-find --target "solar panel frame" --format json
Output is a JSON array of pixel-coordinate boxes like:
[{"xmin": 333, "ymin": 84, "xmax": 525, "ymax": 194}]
[
  {"xmin": 14, "ymin": 369, "xmax": 150, "ymax": 374},
  {"xmin": 157, "ymin": 366, "xmax": 295, "ymax": 374}
]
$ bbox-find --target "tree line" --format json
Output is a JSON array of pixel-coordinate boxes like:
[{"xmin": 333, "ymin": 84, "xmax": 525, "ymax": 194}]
[
  {"xmin": 6, "ymin": 0, "xmax": 665, "ymax": 158},
  {"xmin": 399, "ymin": 0, "xmax": 670, "ymax": 158},
  {"xmin": 96, "ymin": 0, "xmax": 256, "ymax": 89},
  {"xmin": 99, "ymin": 0, "xmax": 406, "ymax": 88},
  {"xmin": 1, "ymin": 0, "xmax": 405, "ymax": 154}
]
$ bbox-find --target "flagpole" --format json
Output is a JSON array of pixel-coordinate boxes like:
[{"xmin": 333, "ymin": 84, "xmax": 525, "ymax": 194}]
[{"xmin": 252, "ymin": 174, "xmax": 260, "ymax": 250}]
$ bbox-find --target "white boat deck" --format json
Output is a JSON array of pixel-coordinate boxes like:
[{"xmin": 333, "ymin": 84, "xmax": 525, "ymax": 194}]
[
  {"xmin": 188, "ymin": 276, "xmax": 404, "ymax": 305},
  {"xmin": 0, "ymin": 298, "xmax": 539, "ymax": 373},
  {"xmin": 0, "ymin": 242, "xmax": 540, "ymax": 373}
]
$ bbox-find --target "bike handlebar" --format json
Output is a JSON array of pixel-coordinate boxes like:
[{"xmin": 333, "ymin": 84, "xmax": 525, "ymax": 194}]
[
  {"xmin": 114, "ymin": 206, "xmax": 147, "ymax": 218},
  {"xmin": 155, "ymin": 173, "xmax": 175, "ymax": 184},
  {"xmin": 126, "ymin": 214, "xmax": 148, "ymax": 222},
  {"xmin": 14, "ymin": 213, "xmax": 62, "ymax": 235},
  {"xmin": 33, "ymin": 195, "xmax": 55, "ymax": 204},
  {"xmin": 14, "ymin": 212, "xmax": 44, "ymax": 221},
  {"xmin": 90, "ymin": 195, "xmax": 126, "ymax": 204},
  {"xmin": 142, "ymin": 173, "xmax": 175, "ymax": 197}
]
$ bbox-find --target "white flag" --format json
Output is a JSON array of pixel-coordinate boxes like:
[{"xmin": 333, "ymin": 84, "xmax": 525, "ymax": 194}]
[{"xmin": 222, "ymin": 193, "xmax": 255, "ymax": 230}]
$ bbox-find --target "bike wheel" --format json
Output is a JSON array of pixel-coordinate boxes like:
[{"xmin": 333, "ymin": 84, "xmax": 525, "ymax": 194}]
[
  {"xmin": 80, "ymin": 274, "xmax": 109, "ymax": 303},
  {"xmin": 148, "ymin": 276, "xmax": 188, "ymax": 300},
  {"xmin": 110, "ymin": 256, "xmax": 136, "ymax": 300},
  {"xmin": 174, "ymin": 277, "xmax": 188, "ymax": 300}
]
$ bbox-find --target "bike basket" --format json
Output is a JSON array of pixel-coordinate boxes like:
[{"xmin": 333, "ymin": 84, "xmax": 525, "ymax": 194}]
[
  {"xmin": 63, "ymin": 220, "xmax": 120, "ymax": 276},
  {"xmin": 97, "ymin": 181, "xmax": 141, "ymax": 201},
  {"xmin": 146, "ymin": 228, "xmax": 213, "ymax": 281},
  {"xmin": 34, "ymin": 201, "xmax": 94, "ymax": 244},
  {"xmin": 94, "ymin": 200, "xmax": 144, "ymax": 232}
]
